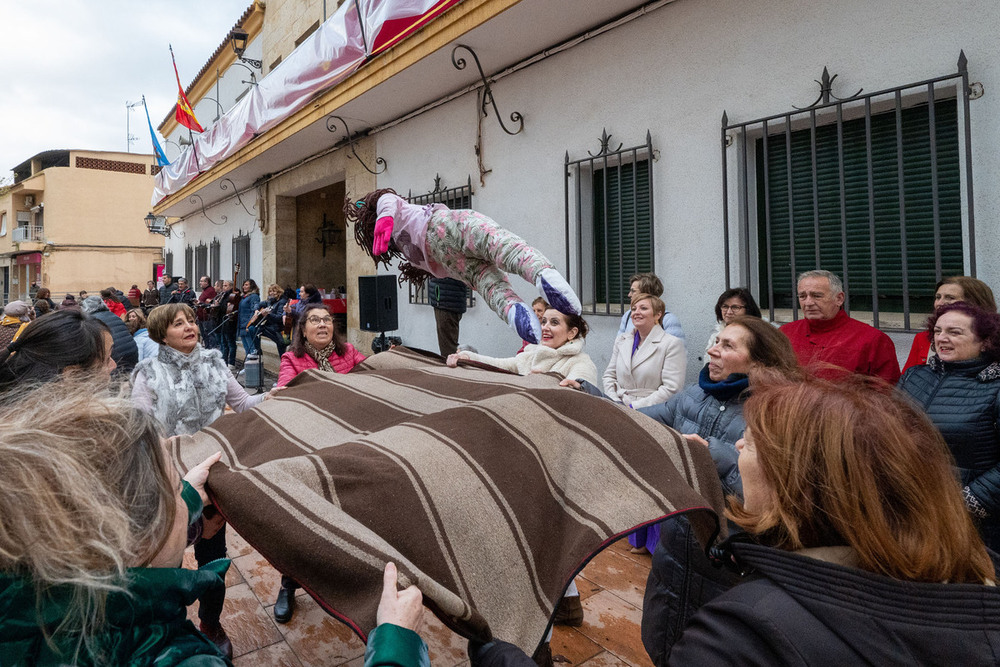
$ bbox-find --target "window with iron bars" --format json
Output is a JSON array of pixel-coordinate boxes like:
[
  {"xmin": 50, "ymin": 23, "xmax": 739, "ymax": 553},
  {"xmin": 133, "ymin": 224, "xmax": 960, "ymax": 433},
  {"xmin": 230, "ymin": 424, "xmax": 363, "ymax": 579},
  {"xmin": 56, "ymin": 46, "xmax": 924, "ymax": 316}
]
[
  {"xmin": 164, "ymin": 251, "xmax": 174, "ymax": 278},
  {"xmin": 405, "ymin": 176, "xmax": 476, "ymax": 307},
  {"xmin": 721, "ymin": 53, "xmax": 976, "ymax": 331},
  {"xmin": 184, "ymin": 245, "xmax": 194, "ymax": 282},
  {"xmin": 195, "ymin": 243, "xmax": 208, "ymax": 284},
  {"xmin": 565, "ymin": 131, "xmax": 655, "ymax": 316},
  {"xmin": 209, "ymin": 238, "xmax": 221, "ymax": 284},
  {"xmin": 232, "ymin": 232, "xmax": 251, "ymax": 286}
]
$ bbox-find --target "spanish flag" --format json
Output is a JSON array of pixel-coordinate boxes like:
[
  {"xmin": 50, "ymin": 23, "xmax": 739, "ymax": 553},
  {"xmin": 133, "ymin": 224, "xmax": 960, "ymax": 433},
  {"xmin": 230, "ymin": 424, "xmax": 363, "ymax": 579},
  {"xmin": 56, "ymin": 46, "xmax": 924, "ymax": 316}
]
[{"xmin": 170, "ymin": 44, "xmax": 204, "ymax": 133}]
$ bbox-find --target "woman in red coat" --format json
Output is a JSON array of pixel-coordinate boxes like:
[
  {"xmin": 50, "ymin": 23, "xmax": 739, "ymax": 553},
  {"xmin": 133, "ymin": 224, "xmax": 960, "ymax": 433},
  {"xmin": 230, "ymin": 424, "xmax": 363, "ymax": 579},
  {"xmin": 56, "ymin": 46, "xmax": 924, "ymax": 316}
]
[
  {"xmin": 276, "ymin": 303, "xmax": 366, "ymax": 387},
  {"xmin": 271, "ymin": 302, "xmax": 366, "ymax": 622}
]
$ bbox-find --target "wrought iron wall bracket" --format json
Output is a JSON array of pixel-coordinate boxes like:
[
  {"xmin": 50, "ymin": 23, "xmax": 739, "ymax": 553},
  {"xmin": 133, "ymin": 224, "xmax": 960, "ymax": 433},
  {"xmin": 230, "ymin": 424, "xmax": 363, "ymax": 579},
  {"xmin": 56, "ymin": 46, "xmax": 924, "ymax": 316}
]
[
  {"xmin": 325, "ymin": 115, "xmax": 387, "ymax": 174},
  {"xmin": 189, "ymin": 193, "xmax": 226, "ymax": 226},
  {"xmin": 452, "ymin": 44, "xmax": 523, "ymax": 136},
  {"xmin": 220, "ymin": 178, "xmax": 256, "ymax": 217},
  {"xmin": 793, "ymin": 67, "xmax": 864, "ymax": 110}
]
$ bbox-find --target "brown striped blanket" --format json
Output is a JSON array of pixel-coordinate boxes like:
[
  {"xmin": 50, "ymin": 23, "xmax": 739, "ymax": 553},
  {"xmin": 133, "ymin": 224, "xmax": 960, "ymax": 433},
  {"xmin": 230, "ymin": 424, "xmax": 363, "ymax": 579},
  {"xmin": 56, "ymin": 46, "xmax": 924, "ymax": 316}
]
[{"xmin": 171, "ymin": 347, "xmax": 724, "ymax": 653}]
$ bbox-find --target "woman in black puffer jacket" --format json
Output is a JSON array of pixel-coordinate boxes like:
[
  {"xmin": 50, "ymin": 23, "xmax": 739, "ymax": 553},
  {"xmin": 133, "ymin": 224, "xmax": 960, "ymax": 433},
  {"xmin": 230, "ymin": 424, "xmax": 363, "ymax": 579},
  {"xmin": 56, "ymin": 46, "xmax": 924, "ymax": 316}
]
[
  {"xmin": 637, "ymin": 316, "xmax": 801, "ymax": 666},
  {"xmin": 899, "ymin": 301, "xmax": 1000, "ymax": 552}
]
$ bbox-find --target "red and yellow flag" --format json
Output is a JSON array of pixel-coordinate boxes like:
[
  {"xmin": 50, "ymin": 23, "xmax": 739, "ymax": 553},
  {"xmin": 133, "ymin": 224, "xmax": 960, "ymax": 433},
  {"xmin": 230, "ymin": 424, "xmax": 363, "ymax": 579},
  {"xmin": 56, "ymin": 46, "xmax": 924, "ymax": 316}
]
[{"xmin": 170, "ymin": 45, "xmax": 204, "ymax": 133}]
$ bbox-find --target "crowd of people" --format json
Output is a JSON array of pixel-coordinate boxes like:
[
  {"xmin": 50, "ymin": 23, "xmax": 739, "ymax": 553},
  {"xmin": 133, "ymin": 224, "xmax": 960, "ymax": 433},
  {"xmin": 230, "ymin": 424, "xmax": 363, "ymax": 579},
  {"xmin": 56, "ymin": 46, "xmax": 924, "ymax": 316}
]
[{"xmin": 2, "ymin": 266, "xmax": 1000, "ymax": 665}]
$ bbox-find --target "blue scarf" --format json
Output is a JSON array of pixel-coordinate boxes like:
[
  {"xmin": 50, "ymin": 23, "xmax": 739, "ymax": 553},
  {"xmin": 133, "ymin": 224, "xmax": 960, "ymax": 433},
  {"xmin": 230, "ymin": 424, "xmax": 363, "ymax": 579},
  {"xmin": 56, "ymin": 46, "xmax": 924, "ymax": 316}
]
[{"xmin": 698, "ymin": 364, "xmax": 749, "ymax": 402}]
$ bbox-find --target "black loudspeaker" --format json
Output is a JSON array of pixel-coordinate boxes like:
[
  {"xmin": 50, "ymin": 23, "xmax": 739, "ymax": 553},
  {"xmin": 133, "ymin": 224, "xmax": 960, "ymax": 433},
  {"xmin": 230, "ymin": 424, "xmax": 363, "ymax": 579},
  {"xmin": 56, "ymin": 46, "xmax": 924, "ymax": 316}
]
[{"xmin": 358, "ymin": 275, "xmax": 398, "ymax": 332}]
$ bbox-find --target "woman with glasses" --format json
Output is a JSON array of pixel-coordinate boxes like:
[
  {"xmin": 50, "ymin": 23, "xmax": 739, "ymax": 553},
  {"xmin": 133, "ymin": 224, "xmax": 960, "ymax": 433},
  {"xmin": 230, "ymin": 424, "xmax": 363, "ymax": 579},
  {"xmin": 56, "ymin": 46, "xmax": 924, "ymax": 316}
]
[
  {"xmin": 705, "ymin": 288, "xmax": 762, "ymax": 352},
  {"xmin": 271, "ymin": 302, "xmax": 366, "ymax": 621},
  {"xmin": 275, "ymin": 303, "xmax": 366, "ymax": 388}
]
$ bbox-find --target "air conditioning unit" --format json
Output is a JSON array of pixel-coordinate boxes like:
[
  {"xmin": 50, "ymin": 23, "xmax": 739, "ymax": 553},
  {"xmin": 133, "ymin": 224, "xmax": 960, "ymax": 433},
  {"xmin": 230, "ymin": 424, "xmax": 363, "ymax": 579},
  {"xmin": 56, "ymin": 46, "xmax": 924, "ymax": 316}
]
[{"xmin": 23, "ymin": 195, "xmax": 34, "ymax": 206}]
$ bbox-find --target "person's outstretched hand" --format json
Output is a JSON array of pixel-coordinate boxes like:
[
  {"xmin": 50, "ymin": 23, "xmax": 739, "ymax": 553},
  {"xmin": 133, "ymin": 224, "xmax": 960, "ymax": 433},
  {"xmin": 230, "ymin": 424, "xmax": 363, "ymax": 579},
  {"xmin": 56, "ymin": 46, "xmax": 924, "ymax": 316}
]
[
  {"xmin": 372, "ymin": 216, "xmax": 394, "ymax": 256},
  {"xmin": 183, "ymin": 451, "xmax": 223, "ymax": 505},
  {"xmin": 682, "ymin": 433, "xmax": 710, "ymax": 448},
  {"xmin": 446, "ymin": 352, "xmax": 468, "ymax": 367},
  {"xmin": 377, "ymin": 562, "xmax": 424, "ymax": 633}
]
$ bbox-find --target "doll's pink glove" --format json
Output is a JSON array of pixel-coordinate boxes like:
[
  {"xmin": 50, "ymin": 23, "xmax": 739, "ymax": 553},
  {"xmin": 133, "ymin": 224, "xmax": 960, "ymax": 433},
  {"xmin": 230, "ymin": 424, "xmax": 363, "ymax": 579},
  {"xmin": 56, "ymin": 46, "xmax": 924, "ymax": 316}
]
[{"xmin": 372, "ymin": 216, "xmax": 394, "ymax": 256}]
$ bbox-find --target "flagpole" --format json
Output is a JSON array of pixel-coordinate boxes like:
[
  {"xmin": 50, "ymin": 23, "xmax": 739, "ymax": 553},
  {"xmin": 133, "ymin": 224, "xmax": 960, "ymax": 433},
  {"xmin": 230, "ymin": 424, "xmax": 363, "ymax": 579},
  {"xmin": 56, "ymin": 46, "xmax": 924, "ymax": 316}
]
[{"xmin": 189, "ymin": 127, "xmax": 201, "ymax": 172}]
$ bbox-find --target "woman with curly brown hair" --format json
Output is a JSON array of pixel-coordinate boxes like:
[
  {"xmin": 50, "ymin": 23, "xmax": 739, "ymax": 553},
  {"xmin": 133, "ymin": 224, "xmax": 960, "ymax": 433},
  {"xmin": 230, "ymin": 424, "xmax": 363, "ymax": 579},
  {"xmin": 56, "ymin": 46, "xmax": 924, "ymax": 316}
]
[{"xmin": 345, "ymin": 188, "xmax": 580, "ymax": 345}]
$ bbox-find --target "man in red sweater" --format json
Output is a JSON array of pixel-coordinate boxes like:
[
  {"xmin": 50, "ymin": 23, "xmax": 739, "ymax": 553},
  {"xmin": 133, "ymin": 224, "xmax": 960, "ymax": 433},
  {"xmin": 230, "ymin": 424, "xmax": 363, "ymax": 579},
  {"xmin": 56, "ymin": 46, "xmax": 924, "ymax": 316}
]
[{"xmin": 780, "ymin": 270, "xmax": 901, "ymax": 384}]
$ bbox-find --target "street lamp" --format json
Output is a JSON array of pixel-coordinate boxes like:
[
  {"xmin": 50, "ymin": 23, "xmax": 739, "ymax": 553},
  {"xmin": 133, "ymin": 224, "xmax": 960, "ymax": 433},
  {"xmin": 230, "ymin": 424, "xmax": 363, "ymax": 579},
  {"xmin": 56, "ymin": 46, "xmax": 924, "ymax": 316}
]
[
  {"xmin": 230, "ymin": 28, "xmax": 262, "ymax": 69},
  {"xmin": 144, "ymin": 212, "xmax": 171, "ymax": 237}
]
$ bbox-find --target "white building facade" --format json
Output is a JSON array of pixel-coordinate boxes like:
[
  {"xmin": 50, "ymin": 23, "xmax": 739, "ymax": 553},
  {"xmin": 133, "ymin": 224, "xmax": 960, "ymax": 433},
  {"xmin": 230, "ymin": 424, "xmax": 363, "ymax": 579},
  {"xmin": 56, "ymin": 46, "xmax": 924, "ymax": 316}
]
[{"xmin": 156, "ymin": 0, "xmax": 1000, "ymax": 380}]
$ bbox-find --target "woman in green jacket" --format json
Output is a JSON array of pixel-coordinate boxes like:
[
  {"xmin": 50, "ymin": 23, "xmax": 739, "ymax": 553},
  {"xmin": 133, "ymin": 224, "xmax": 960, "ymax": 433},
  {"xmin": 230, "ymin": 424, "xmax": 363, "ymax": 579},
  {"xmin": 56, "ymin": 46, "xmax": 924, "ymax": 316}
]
[
  {"xmin": 0, "ymin": 380, "xmax": 430, "ymax": 667},
  {"xmin": 0, "ymin": 381, "xmax": 229, "ymax": 666}
]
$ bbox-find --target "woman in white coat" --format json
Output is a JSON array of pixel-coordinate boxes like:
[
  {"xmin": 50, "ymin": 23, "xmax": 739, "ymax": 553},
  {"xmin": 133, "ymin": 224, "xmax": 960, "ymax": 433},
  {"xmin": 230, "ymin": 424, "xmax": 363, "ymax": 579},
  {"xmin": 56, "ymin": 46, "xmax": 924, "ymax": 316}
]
[
  {"xmin": 603, "ymin": 293, "xmax": 686, "ymax": 408},
  {"xmin": 447, "ymin": 308, "xmax": 598, "ymax": 386}
]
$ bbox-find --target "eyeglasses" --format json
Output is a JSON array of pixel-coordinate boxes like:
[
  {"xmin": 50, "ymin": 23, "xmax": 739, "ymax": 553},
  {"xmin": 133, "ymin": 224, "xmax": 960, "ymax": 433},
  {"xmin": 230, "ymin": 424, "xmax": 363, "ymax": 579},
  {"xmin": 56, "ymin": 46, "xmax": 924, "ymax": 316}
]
[
  {"xmin": 720, "ymin": 305, "xmax": 746, "ymax": 312},
  {"xmin": 306, "ymin": 316, "xmax": 334, "ymax": 325}
]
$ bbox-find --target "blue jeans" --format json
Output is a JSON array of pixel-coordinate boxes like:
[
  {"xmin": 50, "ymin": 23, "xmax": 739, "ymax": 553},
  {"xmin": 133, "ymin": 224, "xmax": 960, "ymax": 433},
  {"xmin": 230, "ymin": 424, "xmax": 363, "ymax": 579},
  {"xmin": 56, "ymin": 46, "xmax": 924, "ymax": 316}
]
[{"xmin": 240, "ymin": 330, "xmax": 257, "ymax": 357}]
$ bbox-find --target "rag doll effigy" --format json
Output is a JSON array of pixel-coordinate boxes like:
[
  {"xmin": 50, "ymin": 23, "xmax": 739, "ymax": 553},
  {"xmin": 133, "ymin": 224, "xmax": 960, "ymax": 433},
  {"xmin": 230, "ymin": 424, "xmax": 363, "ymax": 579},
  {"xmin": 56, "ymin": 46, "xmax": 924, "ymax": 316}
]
[{"xmin": 345, "ymin": 189, "xmax": 581, "ymax": 344}]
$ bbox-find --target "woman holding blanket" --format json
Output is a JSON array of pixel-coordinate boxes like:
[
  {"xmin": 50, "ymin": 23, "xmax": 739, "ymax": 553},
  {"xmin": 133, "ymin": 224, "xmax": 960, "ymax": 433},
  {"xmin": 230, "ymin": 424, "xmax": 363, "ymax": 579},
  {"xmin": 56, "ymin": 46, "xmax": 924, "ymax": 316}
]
[
  {"xmin": 447, "ymin": 308, "xmax": 597, "ymax": 387},
  {"xmin": 131, "ymin": 303, "xmax": 278, "ymax": 658},
  {"xmin": 638, "ymin": 316, "xmax": 801, "ymax": 662},
  {"xmin": 271, "ymin": 301, "xmax": 366, "ymax": 622},
  {"xmin": 448, "ymin": 307, "xmax": 596, "ymax": 640}
]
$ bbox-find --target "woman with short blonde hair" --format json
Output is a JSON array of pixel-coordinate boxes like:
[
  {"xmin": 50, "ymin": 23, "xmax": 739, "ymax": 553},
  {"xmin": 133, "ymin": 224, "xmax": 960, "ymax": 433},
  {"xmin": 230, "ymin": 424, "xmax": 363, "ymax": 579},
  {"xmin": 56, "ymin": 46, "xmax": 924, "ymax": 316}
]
[{"xmin": 603, "ymin": 292, "xmax": 686, "ymax": 409}]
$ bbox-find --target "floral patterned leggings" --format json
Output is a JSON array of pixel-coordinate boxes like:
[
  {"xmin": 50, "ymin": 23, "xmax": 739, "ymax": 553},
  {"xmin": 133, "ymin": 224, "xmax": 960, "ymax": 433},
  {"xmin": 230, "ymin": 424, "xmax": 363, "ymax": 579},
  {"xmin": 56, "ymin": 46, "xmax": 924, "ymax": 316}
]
[{"xmin": 424, "ymin": 209, "xmax": 553, "ymax": 321}]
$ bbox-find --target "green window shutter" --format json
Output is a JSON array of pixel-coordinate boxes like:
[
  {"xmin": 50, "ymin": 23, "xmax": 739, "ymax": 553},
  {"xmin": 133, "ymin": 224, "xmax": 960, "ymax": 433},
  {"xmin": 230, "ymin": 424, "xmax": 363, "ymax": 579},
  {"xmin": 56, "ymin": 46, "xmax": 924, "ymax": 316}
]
[
  {"xmin": 593, "ymin": 159, "xmax": 652, "ymax": 305},
  {"xmin": 758, "ymin": 99, "xmax": 962, "ymax": 314}
]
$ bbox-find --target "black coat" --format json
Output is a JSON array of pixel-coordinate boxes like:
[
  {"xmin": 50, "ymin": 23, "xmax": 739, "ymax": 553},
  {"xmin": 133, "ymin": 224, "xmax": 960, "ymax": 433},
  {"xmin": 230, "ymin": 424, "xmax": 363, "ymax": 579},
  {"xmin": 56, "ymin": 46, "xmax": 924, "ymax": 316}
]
[
  {"xmin": 91, "ymin": 310, "xmax": 139, "ymax": 372},
  {"xmin": 668, "ymin": 541, "xmax": 1000, "ymax": 666},
  {"xmin": 899, "ymin": 358, "xmax": 1000, "ymax": 548},
  {"xmin": 167, "ymin": 287, "xmax": 196, "ymax": 307},
  {"xmin": 428, "ymin": 277, "xmax": 468, "ymax": 314},
  {"xmin": 158, "ymin": 283, "xmax": 175, "ymax": 305}
]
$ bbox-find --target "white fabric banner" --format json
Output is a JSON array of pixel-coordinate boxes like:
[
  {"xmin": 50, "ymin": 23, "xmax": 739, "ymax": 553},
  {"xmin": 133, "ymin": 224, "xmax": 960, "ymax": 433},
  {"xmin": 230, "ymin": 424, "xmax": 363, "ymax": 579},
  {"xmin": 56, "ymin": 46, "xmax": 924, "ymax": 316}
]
[{"xmin": 153, "ymin": 0, "xmax": 460, "ymax": 204}]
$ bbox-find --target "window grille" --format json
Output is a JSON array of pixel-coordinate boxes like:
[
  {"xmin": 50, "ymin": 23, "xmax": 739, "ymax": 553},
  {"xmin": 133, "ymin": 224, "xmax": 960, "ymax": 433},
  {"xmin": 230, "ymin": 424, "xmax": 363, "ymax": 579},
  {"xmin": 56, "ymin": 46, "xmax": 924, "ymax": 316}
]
[
  {"xmin": 405, "ymin": 176, "xmax": 476, "ymax": 307},
  {"xmin": 164, "ymin": 251, "xmax": 174, "ymax": 277},
  {"xmin": 721, "ymin": 54, "xmax": 976, "ymax": 331},
  {"xmin": 209, "ymin": 238, "xmax": 221, "ymax": 284},
  {"xmin": 565, "ymin": 130, "xmax": 655, "ymax": 316},
  {"xmin": 184, "ymin": 245, "xmax": 193, "ymax": 282},
  {"xmin": 195, "ymin": 243, "xmax": 208, "ymax": 283},
  {"xmin": 232, "ymin": 232, "xmax": 251, "ymax": 285}
]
